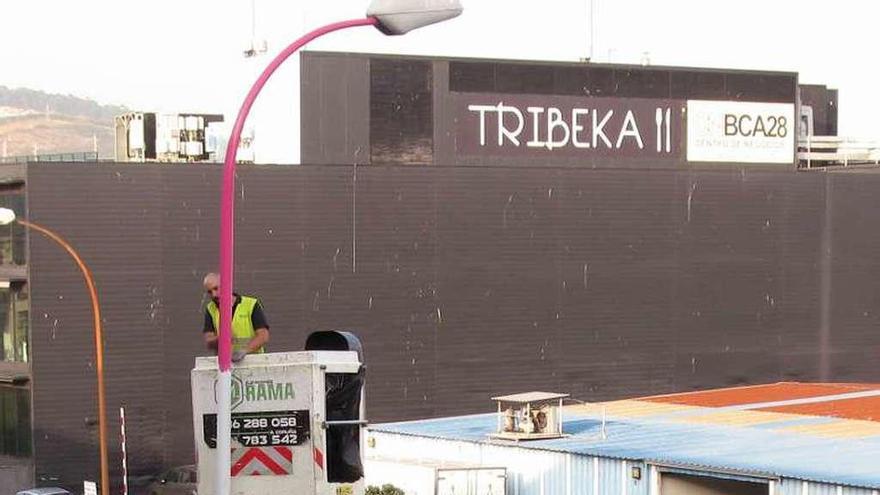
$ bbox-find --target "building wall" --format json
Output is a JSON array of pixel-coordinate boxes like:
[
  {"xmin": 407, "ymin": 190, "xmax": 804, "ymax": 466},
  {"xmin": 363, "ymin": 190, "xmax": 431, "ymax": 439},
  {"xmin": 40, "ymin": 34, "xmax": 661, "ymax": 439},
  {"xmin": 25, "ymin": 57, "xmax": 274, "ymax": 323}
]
[
  {"xmin": 0, "ymin": 455, "xmax": 34, "ymax": 494},
  {"xmin": 18, "ymin": 162, "xmax": 880, "ymax": 487},
  {"xmin": 798, "ymin": 85, "xmax": 838, "ymax": 136},
  {"xmin": 302, "ymin": 52, "xmax": 799, "ymax": 169},
  {"xmin": 366, "ymin": 431, "xmax": 874, "ymax": 495},
  {"xmin": 775, "ymin": 480, "xmax": 877, "ymax": 495}
]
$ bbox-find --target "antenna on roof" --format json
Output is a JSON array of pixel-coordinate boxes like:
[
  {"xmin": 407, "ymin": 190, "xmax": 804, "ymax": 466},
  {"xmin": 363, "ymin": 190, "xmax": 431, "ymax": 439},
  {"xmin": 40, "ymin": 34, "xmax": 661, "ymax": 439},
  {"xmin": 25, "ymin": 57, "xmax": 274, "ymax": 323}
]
[
  {"xmin": 587, "ymin": 0, "xmax": 597, "ymax": 62},
  {"xmin": 243, "ymin": 0, "xmax": 268, "ymax": 58}
]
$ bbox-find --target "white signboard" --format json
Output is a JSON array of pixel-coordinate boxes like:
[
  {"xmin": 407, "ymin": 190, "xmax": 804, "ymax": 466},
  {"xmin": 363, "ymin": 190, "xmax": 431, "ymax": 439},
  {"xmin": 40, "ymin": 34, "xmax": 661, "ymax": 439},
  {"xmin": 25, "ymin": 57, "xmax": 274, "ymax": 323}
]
[
  {"xmin": 83, "ymin": 481, "xmax": 97, "ymax": 495},
  {"xmin": 191, "ymin": 353, "xmax": 325, "ymax": 495},
  {"xmin": 687, "ymin": 100, "xmax": 795, "ymax": 163}
]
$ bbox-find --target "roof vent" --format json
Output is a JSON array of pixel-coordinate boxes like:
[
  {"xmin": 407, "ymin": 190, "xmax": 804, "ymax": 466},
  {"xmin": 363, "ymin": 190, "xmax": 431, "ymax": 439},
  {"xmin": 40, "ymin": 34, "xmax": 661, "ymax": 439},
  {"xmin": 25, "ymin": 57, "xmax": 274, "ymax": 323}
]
[{"xmin": 489, "ymin": 392, "xmax": 569, "ymax": 441}]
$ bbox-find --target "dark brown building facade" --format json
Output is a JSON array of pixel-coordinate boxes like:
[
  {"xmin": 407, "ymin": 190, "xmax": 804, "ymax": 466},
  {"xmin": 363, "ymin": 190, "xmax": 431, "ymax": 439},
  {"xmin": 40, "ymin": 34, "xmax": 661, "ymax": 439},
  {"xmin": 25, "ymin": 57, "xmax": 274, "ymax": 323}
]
[
  {"xmin": 301, "ymin": 52, "xmax": 802, "ymax": 168},
  {"xmin": 798, "ymin": 84, "xmax": 839, "ymax": 136},
  {"xmin": 0, "ymin": 54, "xmax": 857, "ymax": 492},
  {"xmin": 0, "ymin": 161, "xmax": 877, "ymax": 491}
]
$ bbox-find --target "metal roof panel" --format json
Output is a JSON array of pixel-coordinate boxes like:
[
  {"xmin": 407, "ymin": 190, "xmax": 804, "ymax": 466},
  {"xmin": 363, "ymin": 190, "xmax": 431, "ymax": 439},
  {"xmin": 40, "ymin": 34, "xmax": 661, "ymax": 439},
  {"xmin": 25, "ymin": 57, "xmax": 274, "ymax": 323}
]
[{"xmin": 372, "ymin": 384, "xmax": 880, "ymax": 489}]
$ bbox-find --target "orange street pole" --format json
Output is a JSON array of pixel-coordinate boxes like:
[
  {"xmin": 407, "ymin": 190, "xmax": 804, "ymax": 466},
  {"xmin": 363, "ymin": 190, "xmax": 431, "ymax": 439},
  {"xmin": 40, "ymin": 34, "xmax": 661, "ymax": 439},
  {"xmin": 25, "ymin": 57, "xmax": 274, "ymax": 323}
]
[{"xmin": 19, "ymin": 219, "xmax": 109, "ymax": 495}]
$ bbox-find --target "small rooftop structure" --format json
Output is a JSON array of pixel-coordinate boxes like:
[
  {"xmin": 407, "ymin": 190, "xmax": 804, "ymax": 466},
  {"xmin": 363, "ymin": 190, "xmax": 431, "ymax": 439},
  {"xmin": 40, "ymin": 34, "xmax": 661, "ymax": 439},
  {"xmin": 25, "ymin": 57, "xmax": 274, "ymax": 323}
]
[
  {"xmin": 491, "ymin": 392, "xmax": 569, "ymax": 403},
  {"xmin": 368, "ymin": 382, "xmax": 880, "ymax": 494},
  {"xmin": 489, "ymin": 391, "xmax": 569, "ymax": 441}
]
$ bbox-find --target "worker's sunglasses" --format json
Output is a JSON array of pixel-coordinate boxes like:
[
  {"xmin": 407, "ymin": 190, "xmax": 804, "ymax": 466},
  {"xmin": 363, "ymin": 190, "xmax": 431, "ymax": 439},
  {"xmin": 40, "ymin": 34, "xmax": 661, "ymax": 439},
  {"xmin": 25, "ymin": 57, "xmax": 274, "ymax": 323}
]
[{"xmin": 206, "ymin": 286, "xmax": 219, "ymax": 294}]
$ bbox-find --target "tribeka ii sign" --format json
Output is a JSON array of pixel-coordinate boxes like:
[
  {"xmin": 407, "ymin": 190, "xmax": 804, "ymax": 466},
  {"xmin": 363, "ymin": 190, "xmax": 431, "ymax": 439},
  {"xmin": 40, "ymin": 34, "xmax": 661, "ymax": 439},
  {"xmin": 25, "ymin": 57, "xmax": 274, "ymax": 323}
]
[{"xmin": 455, "ymin": 94, "xmax": 683, "ymax": 159}]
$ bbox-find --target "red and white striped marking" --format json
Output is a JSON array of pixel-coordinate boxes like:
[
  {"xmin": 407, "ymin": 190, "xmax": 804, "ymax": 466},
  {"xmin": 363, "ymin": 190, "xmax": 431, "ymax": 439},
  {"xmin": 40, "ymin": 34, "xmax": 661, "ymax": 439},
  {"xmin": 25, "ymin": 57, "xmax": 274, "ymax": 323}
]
[
  {"xmin": 230, "ymin": 446, "xmax": 292, "ymax": 476},
  {"xmin": 119, "ymin": 406, "xmax": 128, "ymax": 495},
  {"xmin": 313, "ymin": 447, "xmax": 324, "ymax": 470}
]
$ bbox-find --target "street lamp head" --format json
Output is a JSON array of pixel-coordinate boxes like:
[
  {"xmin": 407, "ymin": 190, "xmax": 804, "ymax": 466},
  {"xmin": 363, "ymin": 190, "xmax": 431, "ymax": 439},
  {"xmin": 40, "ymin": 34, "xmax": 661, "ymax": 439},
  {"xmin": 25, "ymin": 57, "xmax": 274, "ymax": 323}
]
[
  {"xmin": 0, "ymin": 208, "xmax": 16, "ymax": 226},
  {"xmin": 367, "ymin": 0, "xmax": 463, "ymax": 35}
]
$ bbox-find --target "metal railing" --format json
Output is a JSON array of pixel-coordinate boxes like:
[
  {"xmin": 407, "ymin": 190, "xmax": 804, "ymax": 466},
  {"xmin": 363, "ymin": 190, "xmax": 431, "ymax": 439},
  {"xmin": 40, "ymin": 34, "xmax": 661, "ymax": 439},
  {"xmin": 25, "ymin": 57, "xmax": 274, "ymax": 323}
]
[
  {"xmin": 0, "ymin": 151, "xmax": 99, "ymax": 164},
  {"xmin": 798, "ymin": 136, "xmax": 880, "ymax": 168}
]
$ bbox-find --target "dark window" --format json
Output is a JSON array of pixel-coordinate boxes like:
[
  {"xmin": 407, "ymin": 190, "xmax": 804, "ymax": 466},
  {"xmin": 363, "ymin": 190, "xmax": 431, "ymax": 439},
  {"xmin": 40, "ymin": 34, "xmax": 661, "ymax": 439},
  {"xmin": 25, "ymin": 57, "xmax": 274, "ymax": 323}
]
[
  {"xmin": 0, "ymin": 385, "xmax": 31, "ymax": 457},
  {"xmin": 826, "ymin": 89, "xmax": 838, "ymax": 135},
  {"xmin": 613, "ymin": 68, "xmax": 670, "ymax": 98},
  {"xmin": 552, "ymin": 66, "xmax": 593, "ymax": 96},
  {"xmin": 450, "ymin": 62, "xmax": 625, "ymax": 98},
  {"xmin": 0, "ymin": 283, "xmax": 28, "ymax": 363},
  {"xmin": 495, "ymin": 64, "xmax": 555, "ymax": 94},
  {"xmin": 725, "ymin": 73, "xmax": 796, "ymax": 103},
  {"xmin": 370, "ymin": 59, "xmax": 433, "ymax": 165},
  {"xmin": 449, "ymin": 62, "xmax": 495, "ymax": 93},
  {"xmin": 585, "ymin": 67, "xmax": 615, "ymax": 97},
  {"xmin": 0, "ymin": 185, "xmax": 25, "ymax": 266},
  {"xmin": 671, "ymin": 71, "xmax": 726, "ymax": 100}
]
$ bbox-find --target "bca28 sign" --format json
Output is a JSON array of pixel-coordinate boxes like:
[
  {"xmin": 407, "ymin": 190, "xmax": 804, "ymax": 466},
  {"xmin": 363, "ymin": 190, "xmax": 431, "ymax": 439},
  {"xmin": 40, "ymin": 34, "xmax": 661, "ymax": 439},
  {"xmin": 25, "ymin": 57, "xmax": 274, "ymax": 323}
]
[{"xmin": 687, "ymin": 100, "xmax": 795, "ymax": 164}]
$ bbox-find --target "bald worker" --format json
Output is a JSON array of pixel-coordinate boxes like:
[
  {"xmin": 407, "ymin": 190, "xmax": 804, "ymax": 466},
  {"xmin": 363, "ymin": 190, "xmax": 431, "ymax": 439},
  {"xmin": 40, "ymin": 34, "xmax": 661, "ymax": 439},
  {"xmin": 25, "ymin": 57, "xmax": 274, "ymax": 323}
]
[{"xmin": 202, "ymin": 272, "xmax": 270, "ymax": 362}]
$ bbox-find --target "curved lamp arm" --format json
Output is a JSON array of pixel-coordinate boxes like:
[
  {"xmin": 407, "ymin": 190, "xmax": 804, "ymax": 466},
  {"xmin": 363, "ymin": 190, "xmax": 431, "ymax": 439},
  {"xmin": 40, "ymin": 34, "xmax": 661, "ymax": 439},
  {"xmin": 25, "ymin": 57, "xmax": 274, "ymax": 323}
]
[
  {"xmin": 18, "ymin": 218, "xmax": 109, "ymax": 495},
  {"xmin": 217, "ymin": 5, "xmax": 460, "ymax": 495},
  {"xmin": 218, "ymin": 17, "xmax": 379, "ymax": 372}
]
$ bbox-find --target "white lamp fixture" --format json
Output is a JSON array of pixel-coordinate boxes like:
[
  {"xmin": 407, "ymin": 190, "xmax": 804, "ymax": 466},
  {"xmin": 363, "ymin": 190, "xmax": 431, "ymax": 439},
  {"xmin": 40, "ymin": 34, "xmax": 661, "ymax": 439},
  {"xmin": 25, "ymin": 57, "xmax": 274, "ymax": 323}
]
[
  {"xmin": 367, "ymin": 0, "xmax": 463, "ymax": 35},
  {"xmin": 0, "ymin": 208, "xmax": 17, "ymax": 226}
]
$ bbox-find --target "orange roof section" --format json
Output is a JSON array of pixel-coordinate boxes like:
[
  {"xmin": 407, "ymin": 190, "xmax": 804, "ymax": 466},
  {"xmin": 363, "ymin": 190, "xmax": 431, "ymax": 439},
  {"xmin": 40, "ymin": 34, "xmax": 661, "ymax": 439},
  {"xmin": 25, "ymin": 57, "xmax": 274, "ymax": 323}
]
[
  {"xmin": 640, "ymin": 382, "xmax": 880, "ymax": 421},
  {"xmin": 760, "ymin": 394, "xmax": 880, "ymax": 422}
]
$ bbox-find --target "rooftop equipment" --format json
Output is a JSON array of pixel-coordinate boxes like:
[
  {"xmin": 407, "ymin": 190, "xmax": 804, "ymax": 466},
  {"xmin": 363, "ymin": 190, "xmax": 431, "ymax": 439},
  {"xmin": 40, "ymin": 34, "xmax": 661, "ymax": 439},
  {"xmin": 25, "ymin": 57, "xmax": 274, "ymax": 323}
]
[{"xmin": 489, "ymin": 392, "xmax": 568, "ymax": 441}]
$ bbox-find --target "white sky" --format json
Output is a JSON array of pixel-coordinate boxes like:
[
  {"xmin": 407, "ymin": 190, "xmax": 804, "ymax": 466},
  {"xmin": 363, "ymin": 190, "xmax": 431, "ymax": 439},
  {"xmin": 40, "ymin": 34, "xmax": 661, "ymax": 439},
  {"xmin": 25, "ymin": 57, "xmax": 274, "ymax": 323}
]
[{"xmin": 2, "ymin": 1, "xmax": 878, "ymax": 163}]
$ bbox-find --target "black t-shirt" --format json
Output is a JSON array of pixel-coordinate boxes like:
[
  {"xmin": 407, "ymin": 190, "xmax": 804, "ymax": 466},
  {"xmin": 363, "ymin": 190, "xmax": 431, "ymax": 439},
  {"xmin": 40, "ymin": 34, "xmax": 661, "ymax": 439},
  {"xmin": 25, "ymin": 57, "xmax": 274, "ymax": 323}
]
[{"xmin": 203, "ymin": 294, "xmax": 269, "ymax": 333}]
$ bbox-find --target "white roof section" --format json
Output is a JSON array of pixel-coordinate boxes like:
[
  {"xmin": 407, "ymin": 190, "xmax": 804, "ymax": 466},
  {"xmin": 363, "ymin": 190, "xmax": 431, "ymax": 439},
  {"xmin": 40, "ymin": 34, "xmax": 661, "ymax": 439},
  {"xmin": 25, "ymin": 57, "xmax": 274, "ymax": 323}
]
[{"xmin": 491, "ymin": 392, "xmax": 569, "ymax": 403}]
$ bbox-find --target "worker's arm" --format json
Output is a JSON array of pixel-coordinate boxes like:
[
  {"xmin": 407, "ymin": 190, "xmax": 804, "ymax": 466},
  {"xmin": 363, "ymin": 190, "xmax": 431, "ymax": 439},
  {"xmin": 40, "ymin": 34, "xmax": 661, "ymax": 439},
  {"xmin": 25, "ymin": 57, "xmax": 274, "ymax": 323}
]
[
  {"xmin": 245, "ymin": 327, "xmax": 270, "ymax": 353},
  {"xmin": 244, "ymin": 301, "xmax": 270, "ymax": 354},
  {"xmin": 204, "ymin": 332, "xmax": 219, "ymax": 350},
  {"xmin": 203, "ymin": 310, "xmax": 218, "ymax": 350}
]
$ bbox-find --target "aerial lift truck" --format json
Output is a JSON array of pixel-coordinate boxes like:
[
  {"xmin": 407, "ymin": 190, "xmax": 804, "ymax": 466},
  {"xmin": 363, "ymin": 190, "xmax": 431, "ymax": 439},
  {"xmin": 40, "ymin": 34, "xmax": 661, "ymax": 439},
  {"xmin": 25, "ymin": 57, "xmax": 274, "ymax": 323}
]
[{"xmin": 192, "ymin": 331, "xmax": 366, "ymax": 495}]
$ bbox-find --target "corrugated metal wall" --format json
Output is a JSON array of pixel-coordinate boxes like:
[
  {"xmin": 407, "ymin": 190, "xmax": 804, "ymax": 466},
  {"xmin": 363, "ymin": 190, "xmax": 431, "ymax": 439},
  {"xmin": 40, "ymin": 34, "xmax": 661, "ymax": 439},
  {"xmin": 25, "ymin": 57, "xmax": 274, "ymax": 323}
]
[
  {"xmin": 368, "ymin": 432, "xmax": 874, "ymax": 495},
  {"xmin": 27, "ymin": 165, "xmax": 166, "ymax": 489},
  {"xmin": 21, "ymin": 162, "xmax": 880, "ymax": 487},
  {"xmin": 364, "ymin": 433, "xmax": 637, "ymax": 495},
  {"xmin": 775, "ymin": 479, "xmax": 878, "ymax": 495}
]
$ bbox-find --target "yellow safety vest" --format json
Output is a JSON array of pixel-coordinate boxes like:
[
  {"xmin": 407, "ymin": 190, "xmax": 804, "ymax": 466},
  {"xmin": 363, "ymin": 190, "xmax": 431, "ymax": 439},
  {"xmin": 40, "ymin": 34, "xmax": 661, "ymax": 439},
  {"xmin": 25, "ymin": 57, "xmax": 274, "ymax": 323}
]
[{"xmin": 206, "ymin": 296, "xmax": 265, "ymax": 353}]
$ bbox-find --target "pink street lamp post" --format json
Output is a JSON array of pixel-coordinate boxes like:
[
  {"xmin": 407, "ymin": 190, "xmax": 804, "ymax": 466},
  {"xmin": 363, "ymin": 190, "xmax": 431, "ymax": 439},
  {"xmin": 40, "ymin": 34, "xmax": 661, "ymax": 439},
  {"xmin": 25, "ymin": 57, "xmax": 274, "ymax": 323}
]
[{"xmin": 215, "ymin": 2, "xmax": 462, "ymax": 494}]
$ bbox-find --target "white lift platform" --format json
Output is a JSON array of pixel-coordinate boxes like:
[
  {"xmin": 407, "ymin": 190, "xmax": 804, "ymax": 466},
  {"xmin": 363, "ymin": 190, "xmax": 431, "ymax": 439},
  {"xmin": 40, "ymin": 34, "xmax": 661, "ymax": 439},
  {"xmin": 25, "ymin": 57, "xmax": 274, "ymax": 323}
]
[{"xmin": 192, "ymin": 331, "xmax": 366, "ymax": 495}]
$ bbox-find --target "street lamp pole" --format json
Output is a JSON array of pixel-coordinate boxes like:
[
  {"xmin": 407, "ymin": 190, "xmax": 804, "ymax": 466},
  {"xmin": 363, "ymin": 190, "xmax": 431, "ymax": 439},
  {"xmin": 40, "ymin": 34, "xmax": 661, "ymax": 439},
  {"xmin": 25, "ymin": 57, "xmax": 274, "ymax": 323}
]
[
  {"xmin": 216, "ymin": 3, "xmax": 461, "ymax": 495},
  {"xmin": 0, "ymin": 209, "xmax": 109, "ymax": 495},
  {"xmin": 217, "ymin": 18, "xmax": 376, "ymax": 495}
]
